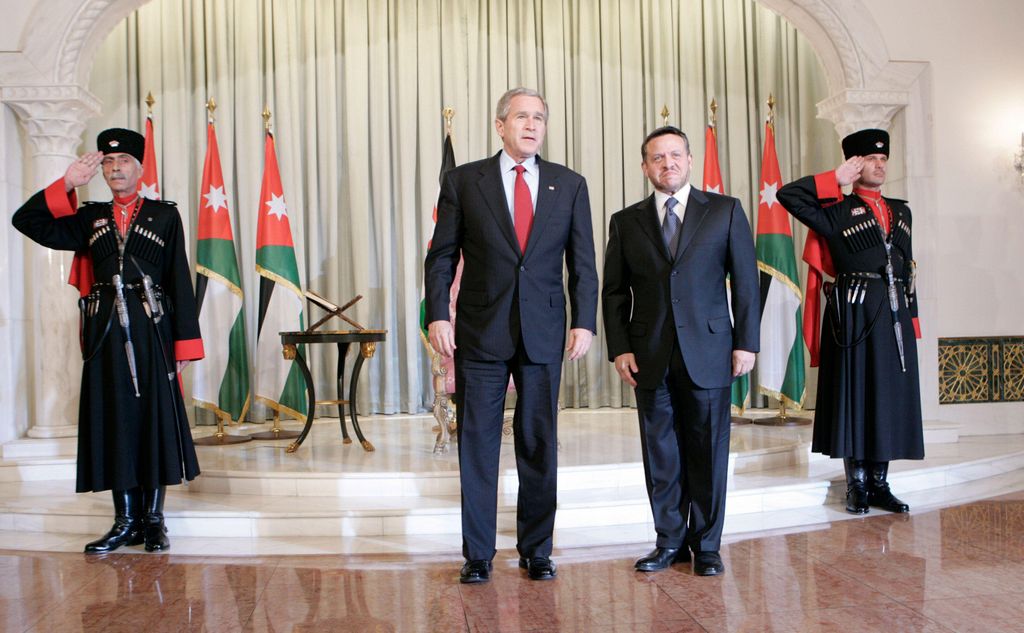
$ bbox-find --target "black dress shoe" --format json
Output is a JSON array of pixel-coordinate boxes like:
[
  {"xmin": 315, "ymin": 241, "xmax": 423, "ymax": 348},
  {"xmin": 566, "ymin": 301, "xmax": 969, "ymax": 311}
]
[
  {"xmin": 634, "ymin": 547, "xmax": 690, "ymax": 572},
  {"xmin": 868, "ymin": 486, "xmax": 910, "ymax": 513},
  {"xmin": 519, "ymin": 556, "xmax": 557, "ymax": 580},
  {"xmin": 846, "ymin": 487, "xmax": 870, "ymax": 514},
  {"xmin": 459, "ymin": 560, "xmax": 492, "ymax": 584},
  {"xmin": 693, "ymin": 551, "xmax": 725, "ymax": 576},
  {"xmin": 84, "ymin": 489, "xmax": 144, "ymax": 554}
]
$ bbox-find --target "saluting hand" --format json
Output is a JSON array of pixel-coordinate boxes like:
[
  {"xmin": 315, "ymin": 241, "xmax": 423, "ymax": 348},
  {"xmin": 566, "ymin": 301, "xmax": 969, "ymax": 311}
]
[
  {"xmin": 835, "ymin": 156, "xmax": 865, "ymax": 187},
  {"xmin": 64, "ymin": 151, "xmax": 104, "ymax": 192}
]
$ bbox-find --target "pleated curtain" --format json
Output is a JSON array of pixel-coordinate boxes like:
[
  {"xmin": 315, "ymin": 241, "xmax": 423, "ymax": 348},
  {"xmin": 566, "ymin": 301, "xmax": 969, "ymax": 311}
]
[{"xmin": 84, "ymin": 0, "xmax": 839, "ymax": 419}]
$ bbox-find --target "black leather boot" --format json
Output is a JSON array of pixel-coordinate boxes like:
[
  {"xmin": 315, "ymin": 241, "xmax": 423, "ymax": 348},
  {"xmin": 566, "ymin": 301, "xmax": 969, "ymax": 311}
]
[
  {"xmin": 84, "ymin": 488, "xmax": 144, "ymax": 554},
  {"xmin": 143, "ymin": 486, "xmax": 170, "ymax": 552},
  {"xmin": 843, "ymin": 458, "xmax": 869, "ymax": 514},
  {"xmin": 867, "ymin": 461, "xmax": 910, "ymax": 513}
]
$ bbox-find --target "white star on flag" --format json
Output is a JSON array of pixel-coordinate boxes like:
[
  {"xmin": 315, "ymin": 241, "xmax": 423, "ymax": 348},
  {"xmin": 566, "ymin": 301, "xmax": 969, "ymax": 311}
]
[
  {"xmin": 204, "ymin": 185, "xmax": 229, "ymax": 213},
  {"xmin": 759, "ymin": 181, "xmax": 779, "ymax": 208},
  {"xmin": 265, "ymin": 193, "xmax": 288, "ymax": 220},
  {"xmin": 139, "ymin": 182, "xmax": 160, "ymax": 200},
  {"xmin": 706, "ymin": 185, "xmax": 721, "ymax": 194}
]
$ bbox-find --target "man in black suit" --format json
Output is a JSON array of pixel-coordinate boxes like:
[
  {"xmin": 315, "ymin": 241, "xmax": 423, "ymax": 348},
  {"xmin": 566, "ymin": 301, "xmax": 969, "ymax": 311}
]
[
  {"xmin": 602, "ymin": 126, "xmax": 759, "ymax": 576},
  {"xmin": 424, "ymin": 88, "xmax": 598, "ymax": 584}
]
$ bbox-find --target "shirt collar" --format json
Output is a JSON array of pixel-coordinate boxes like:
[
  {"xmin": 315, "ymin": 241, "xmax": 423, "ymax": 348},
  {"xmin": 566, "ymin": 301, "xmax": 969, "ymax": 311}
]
[
  {"xmin": 654, "ymin": 183, "xmax": 691, "ymax": 215},
  {"xmin": 853, "ymin": 186, "xmax": 883, "ymax": 202},
  {"xmin": 500, "ymin": 151, "xmax": 538, "ymax": 175}
]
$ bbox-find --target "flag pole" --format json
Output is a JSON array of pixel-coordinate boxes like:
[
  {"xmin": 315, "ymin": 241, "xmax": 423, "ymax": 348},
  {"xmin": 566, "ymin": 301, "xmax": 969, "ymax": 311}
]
[
  {"xmin": 753, "ymin": 94, "xmax": 811, "ymax": 427},
  {"xmin": 250, "ymin": 105, "xmax": 303, "ymax": 442},
  {"xmin": 422, "ymin": 106, "xmax": 459, "ymax": 454},
  {"xmin": 660, "ymin": 105, "xmax": 670, "ymax": 126}
]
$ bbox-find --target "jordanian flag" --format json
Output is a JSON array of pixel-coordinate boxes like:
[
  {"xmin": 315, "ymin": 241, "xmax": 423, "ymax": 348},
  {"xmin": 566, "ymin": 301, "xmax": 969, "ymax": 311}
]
[
  {"xmin": 138, "ymin": 113, "xmax": 161, "ymax": 200},
  {"xmin": 193, "ymin": 120, "xmax": 250, "ymax": 422},
  {"xmin": 703, "ymin": 121, "xmax": 749, "ymax": 413},
  {"xmin": 755, "ymin": 121, "xmax": 805, "ymax": 408},
  {"xmin": 254, "ymin": 130, "xmax": 307, "ymax": 420},
  {"xmin": 419, "ymin": 131, "xmax": 456, "ymax": 337}
]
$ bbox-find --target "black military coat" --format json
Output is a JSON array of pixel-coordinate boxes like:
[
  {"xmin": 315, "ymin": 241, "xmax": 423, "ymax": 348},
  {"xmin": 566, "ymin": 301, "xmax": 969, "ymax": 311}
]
[
  {"xmin": 777, "ymin": 173, "xmax": 923, "ymax": 461},
  {"xmin": 13, "ymin": 183, "xmax": 203, "ymax": 492}
]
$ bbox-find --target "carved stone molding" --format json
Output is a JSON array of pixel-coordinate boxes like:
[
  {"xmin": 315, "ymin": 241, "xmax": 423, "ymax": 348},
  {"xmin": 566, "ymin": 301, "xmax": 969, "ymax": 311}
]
[
  {"xmin": 790, "ymin": 0, "xmax": 866, "ymax": 90},
  {"xmin": 817, "ymin": 89, "xmax": 909, "ymax": 136},
  {"xmin": 1, "ymin": 85, "xmax": 100, "ymax": 158},
  {"xmin": 57, "ymin": 0, "xmax": 118, "ymax": 85}
]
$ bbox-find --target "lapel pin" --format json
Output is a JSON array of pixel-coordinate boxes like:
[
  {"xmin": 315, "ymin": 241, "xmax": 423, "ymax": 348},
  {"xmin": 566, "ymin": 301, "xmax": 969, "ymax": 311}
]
[{"xmin": 548, "ymin": 185, "xmax": 555, "ymax": 190}]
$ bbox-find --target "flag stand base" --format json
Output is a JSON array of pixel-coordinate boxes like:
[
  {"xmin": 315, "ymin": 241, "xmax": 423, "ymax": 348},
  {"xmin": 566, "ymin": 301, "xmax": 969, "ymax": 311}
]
[
  {"xmin": 250, "ymin": 411, "xmax": 301, "ymax": 440},
  {"xmin": 194, "ymin": 415, "xmax": 252, "ymax": 446},
  {"xmin": 731, "ymin": 416, "xmax": 753, "ymax": 425},
  {"xmin": 752, "ymin": 402, "xmax": 812, "ymax": 427}
]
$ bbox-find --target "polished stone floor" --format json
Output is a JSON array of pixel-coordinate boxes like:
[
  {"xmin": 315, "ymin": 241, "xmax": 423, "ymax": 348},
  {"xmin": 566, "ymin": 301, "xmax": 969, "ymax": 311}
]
[{"xmin": 3, "ymin": 490, "xmax": 1023, "ymax": 632}]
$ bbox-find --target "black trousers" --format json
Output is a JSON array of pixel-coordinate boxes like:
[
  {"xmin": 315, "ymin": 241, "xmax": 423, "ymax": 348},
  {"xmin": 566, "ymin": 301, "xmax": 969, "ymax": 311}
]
[
  {"xmin": 455, "ymin": 343, "xmax": 562, "ymax": 562},
  {"xmin": 634, "ymin": 342, "xmax": 731, "ymax": 552}
]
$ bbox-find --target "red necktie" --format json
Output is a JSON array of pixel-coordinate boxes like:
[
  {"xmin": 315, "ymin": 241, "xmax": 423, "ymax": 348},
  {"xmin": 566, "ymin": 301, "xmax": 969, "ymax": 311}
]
[{"xmin": 513, "ymin": 165, "xmax": 533, "ymax": 252}]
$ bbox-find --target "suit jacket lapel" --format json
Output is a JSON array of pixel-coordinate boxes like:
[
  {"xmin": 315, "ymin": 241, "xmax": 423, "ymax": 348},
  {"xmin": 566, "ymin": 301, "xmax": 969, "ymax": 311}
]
[
  {"xmin": 476, "ymin": 152, "xmax": 521, "ymax": 255},
  {"xmin": 523, "ymin": 156, "xmax": 558, "ymax": 258},
  {"xmin": 675, "ymin": 188, "xmax": 710, "ymax": 262},
  {"xmin": 635, "ymin": 194, "xmax": 673, "ymax": 262}
]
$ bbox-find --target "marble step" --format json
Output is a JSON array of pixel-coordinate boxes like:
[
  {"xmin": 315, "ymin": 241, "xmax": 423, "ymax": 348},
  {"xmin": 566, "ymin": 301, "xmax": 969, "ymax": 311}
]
[
  {"xmin": 1, "ymin": 436, "xmax": 1021, "ymax": 542},
  {"xmin": 0, "ymin": 417, "xmax": 960, "ymax": 494}
]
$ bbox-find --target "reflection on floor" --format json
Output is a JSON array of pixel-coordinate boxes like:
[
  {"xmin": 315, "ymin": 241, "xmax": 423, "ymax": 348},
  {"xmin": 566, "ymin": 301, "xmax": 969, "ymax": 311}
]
[{"xmin": 2, "ymin": 490, "xmax": 1023, "ymax": 632}]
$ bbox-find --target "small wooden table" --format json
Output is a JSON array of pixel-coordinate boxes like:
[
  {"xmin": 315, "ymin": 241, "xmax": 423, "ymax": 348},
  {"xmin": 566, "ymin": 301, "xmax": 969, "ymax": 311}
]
[{"xmin": 279, "ymin": 329, "xmax": 387, "ymax": 453}]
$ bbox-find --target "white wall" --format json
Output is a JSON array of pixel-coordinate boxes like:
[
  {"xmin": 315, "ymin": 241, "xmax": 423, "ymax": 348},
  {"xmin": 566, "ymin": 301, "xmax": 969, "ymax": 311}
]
[{"xmin": 862, "ymin": 0, "xmax": 1024, "ymax": 433}]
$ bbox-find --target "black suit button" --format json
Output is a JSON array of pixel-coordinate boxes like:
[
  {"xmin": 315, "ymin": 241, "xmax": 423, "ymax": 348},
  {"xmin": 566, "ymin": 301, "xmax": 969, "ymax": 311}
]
[
  {"xmin": 672, "ymin": 299, "xmax": 679, "ymax": 304},
  {"xmin": 671, "ymin": 271, "xmax": 678, "ymax": 276},
  {"xmin": 520, "ymin": 266, "xmax": 526, "ymax": 271}
]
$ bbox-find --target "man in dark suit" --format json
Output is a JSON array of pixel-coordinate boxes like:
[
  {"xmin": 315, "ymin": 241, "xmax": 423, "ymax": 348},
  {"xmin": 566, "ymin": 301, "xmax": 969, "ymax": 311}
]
[
  {"xmin": 603, "ymin": 126, "xmax": 759, "ymax": 576},
  {"xmin": 424, "ymin": 88, "xmax": 598, "ymax": 584}
]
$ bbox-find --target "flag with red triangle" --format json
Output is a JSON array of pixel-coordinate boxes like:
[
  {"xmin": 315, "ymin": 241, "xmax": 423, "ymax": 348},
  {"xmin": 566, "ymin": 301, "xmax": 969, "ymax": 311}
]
[
  {"xmin": 755, "ymin": 120, "xmax": 805, "ymax": 408},
  {"xmin": 702, "ymin": 124, "xmax": 724, "ymax": 194},
  {"xmin": 138, "ymin": 114, "xmax": 161, "ymax": 200},
  {"xmin": 254, "ymin": 130, "xmax": 307, "ymax": 420},
  {"xmin": 193, "ymin": 120, "xmax": 250, "ymax": 422}
]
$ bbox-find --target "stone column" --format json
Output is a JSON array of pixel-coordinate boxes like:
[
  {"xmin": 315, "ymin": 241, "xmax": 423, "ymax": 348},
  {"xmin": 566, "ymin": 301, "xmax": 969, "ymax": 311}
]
[{"xmin": 1, "ymin": 85, "xmax": 100, "ymax": 438}]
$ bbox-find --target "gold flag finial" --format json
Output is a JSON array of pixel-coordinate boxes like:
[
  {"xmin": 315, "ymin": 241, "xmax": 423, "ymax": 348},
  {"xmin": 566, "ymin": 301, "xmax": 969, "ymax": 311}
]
[
  {"xmin": 262, "ymin": 106, "xmax": 272, "ymax": 131},
  {"xmin": 442, "ymin": 106, "xmax": 454, "ymax": 135},
  {"xmin": 660, "ymin": 105, "xmax": 670, "ymax": 126},
  {"xmin": 145, "ymin": 92, "xmax": 155, "ymax": 115},
  {"xmin": 767, "ymin": 94, "xmax": 776, "ymax": 126},
  {"xmin": 709, "ymin": 98, "xmax": 718, "ymax": 127},
  {"xmin": 206, "ymin": 98, "xmax": 217, "ymax": 122}
]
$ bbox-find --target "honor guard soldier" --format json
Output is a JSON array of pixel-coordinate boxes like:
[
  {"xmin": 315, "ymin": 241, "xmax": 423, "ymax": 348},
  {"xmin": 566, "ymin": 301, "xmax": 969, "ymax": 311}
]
[
  {"xmin": 12, "ymin": 128, "xmax": 204, "ymax": 552},
  {"xmin": 777, "ymin": 128, "xmax": 923, "ymax": 514}
]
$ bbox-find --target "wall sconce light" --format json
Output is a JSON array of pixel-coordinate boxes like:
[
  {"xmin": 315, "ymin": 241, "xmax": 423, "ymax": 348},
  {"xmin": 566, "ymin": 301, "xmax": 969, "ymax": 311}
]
[{"xmin": 1015, "ymin": 133, "xmax": 1024, "ymax": 181}]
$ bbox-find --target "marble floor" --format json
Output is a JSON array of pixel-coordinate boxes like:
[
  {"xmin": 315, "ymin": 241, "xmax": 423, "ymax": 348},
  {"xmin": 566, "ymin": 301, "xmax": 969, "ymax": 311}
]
[{"xmin": 2, "ymin": 489, "xmax": 1024, "ymax": 632}]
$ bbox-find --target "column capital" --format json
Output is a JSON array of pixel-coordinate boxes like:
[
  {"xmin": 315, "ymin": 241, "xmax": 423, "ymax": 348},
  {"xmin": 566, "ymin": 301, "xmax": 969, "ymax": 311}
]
[
  {"xmin": 817, "ymin": 88, "xmax": 908, "ymax": 137},
  {"xmin": 2, "ymin": 84, "xmax": 101, "ymax": 161}
]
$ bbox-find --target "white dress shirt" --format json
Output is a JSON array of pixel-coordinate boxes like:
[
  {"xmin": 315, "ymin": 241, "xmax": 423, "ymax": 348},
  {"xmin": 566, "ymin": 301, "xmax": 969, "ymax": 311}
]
[{"xmin": 499, "ymin": 151, "xmax": 539, "ymax": 219}]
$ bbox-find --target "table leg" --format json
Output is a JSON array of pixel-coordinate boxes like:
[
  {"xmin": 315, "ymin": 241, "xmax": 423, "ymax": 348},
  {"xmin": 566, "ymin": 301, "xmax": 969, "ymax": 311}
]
[
  {"xmin": 349, "ymin": 342, "xmax": 376, "ymax": 452},
  {"xmin": 336, "ymin": 342, "xmax": 351, "ymax": 444},
  {"xmin": 285, "ymin": 344, "xmax": 317, "ymax": 453}
]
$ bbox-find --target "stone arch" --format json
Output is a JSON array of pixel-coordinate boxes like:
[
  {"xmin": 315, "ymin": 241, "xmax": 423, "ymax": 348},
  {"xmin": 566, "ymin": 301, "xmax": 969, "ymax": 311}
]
[{"xmin": 55, "ymin": 0, "xmax": 888, "ymax": 104}]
